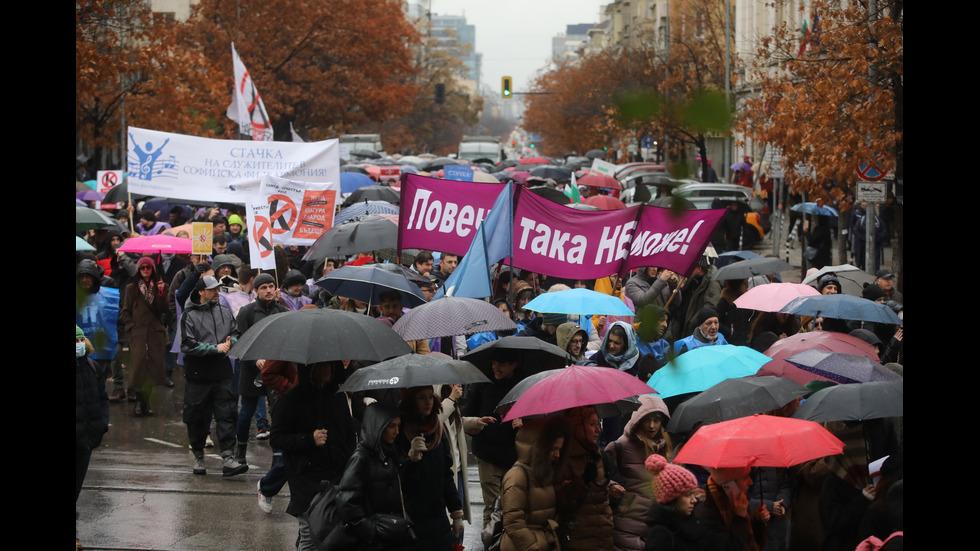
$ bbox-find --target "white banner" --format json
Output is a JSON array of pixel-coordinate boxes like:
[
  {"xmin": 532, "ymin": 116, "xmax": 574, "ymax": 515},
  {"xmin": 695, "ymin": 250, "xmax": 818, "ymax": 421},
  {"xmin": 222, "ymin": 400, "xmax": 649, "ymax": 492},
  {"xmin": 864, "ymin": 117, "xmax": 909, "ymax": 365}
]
[
  {"xmin": 256, "ymin": 175, "xmax": 340, "ymax": 246},
  {"xmin": 126, "ymin": 127, "xmax": 340, "ymax": 203},
  {"xmin": 96, "ymin": 170, "xmax": 123, "ymax": 209},
  {"xmin": 227, "ymin": 43, "xmax": 274, "ymax": 141},
  {"xmin": 246, "ymin": 198, "xmax": 277, "ymax": 270}
]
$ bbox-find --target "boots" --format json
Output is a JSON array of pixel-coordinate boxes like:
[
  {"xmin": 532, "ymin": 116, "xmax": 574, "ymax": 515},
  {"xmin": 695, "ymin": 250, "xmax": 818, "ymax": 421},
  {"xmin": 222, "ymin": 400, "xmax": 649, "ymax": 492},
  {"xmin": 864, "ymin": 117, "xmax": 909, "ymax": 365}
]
[
  {"xmin": 133, "ymin": 391, "xmax": 153, "ymax": 417},
  {"xmin": 222, "ymin": 453, "xmax": 248, "ymax": 477},
  {"xmin": 236, "ymin": 442, "xmax": 248, "ymax": 465},
  {"xmin": 192, "ymin": 450, "xmax": 206, "ymax": 475}
]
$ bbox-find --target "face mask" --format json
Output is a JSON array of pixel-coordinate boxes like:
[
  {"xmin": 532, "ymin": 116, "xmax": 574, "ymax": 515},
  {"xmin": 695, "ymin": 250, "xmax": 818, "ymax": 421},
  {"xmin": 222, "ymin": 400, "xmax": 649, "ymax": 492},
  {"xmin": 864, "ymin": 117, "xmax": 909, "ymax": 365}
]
[{"xmin": 76, "ymin": 342, "xmax": 87, "ymax": 358}]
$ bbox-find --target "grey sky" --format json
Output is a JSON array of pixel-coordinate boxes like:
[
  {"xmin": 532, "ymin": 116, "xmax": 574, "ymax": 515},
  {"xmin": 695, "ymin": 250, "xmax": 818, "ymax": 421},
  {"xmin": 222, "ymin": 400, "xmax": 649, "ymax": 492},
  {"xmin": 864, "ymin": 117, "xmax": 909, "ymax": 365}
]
[{"xmin": 427, "ymin": 1, "xmax": 602, "ymax": 93}]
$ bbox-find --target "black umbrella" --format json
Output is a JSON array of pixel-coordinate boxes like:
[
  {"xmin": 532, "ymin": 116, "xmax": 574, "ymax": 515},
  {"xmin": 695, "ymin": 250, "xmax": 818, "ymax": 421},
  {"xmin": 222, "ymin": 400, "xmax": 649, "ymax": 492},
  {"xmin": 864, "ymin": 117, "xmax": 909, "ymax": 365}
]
[
  {"xmin": 792, "ymin": 381, "xmax": 903, "ymax": 423},
  {"xmin": 350, "ymin": 149, "xmax": 382, "ymax": 160},
  {"xmin": 420, "ymin": 157, "xmax": 459, "ymax": 171},
  {"xmin": 530, "ymin": 166, "xmax": 572, "ymax": 181},
  {"xmin": 303, "ymin": 215, "xmax": 397, "ymax": 260},
  {"xmin": 711, "ymin": 257, "xmax": 793, "ymax": 281},
  {"xmin": 339, "ymin": 354, "xmax": 489, "ymax": 392},
  {"xmin": 667, "ymin": 376, "xmax": 810, "ymax": 433},
  {"xmin": 102, "ymin": 181, "xmax": 129, "ymax": 204},
  {"xmin": 341, "ymin": 164, "xmax": 370, "ymax": 175},
  {"xmin": 527, "ymin": 186, "xmax": 570, "ymax": 205},
  {"xmin": 462, "ymin": 336, "xmax": 570, "ymax": 377},
  {"xmin": 315, "ymin": 264, "xmax": 427, "ymax": 308},
  {"xmin": 342, "ymin": 185, "xmax": 400, "ymax": 208},
  {"xmin": 391, "ymin": 296, "xmax": 518, "ymax": 341},
  {"xmin": 228, "ymin": 308, "xmax": 411, "ymax": 364}
]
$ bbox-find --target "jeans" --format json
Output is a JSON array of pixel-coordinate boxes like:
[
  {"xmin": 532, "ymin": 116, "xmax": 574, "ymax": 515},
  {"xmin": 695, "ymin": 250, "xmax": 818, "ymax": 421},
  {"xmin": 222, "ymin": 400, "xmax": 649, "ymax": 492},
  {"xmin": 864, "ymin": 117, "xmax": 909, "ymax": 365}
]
[
  {"xmin": 259, "ymin": 452, "xmax": 288, "ymax": 497},
  {"xmin": 236, "ymin": 395, "xmax": 269, "ymax": 443}
]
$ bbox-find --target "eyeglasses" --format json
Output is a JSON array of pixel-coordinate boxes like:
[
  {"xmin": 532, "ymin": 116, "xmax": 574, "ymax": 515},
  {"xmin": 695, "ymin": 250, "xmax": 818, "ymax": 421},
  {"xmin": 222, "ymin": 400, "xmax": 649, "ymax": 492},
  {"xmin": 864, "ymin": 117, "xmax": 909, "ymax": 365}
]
[
  {"xmin": 569, "ymin": 338, "xmax": 584, "ymax": 345},
  {"xmin": 139, "ymin": 265, "xmax": 153, "ymax": 271}
]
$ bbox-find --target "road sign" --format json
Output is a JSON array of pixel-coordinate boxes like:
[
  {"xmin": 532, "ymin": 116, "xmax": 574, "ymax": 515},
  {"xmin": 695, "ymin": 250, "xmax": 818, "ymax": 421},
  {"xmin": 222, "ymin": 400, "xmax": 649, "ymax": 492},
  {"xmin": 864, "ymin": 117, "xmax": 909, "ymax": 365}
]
[
  {"xmin": 857, "ymin": 152, "xmax": 888, "ymax": 181},
  {"xmin": 640, "ymin": 136, "xmax": 654, "ymax": 149},
  {"xmin": 856, "ymin": 182, "xmax": 886, "ymax": 203}
]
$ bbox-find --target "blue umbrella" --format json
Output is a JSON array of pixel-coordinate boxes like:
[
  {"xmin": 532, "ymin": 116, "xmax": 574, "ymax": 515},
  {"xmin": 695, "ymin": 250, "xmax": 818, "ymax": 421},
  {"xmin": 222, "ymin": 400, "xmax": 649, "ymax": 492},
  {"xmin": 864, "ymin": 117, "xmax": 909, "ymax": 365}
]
[
  {"xmin": 76, "ymin": 236, "xmax": 95, "ymax": 251},
  {"xmin": 647, "ymin": 345, "xmax": 772, "ymax": 398},
  {"xmin": 523, "ymin": 288, "xmax": 634, "ymax": 316},
  {"xmin": 340, "ymin": 171, "xmax": 376, "ymax": 194},
  {"xmin": 715, "ymin": 250, "xmax": 762, "ymax": 268},
  {"xmin": 779, "ymin": 294, "xmax": 902, "ymax": 325},
  {"xmin": 791, "ymin": 202, "xmax": 839, "ymax": 217},
  {"xmin": 314, "ymin": 264, "xmax": 427, "ymax": 309},
  {"xmin": 334, "ymin": 200, "xmax": 400, "ymax": 224}
]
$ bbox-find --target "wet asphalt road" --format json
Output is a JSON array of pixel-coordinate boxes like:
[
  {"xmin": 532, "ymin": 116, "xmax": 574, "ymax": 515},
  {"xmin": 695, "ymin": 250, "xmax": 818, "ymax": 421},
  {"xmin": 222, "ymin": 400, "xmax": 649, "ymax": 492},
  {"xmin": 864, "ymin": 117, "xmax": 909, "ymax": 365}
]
[{"xmin": 76, "ymin": 379, "xmax": 486, "ymax": 551}]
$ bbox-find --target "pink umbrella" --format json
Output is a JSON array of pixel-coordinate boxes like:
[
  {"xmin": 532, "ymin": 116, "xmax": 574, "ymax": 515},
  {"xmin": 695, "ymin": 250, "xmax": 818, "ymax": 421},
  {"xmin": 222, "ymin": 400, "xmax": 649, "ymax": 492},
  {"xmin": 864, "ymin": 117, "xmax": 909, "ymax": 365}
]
[
  {"xmin": 502, "ymin": 364, "xmax": 656, "ymax": 422},
  {"xmin": 734, "ymin": 282, "xmax": 821, "ymax": 312},
  {"xmin": 583, "ymin": 195, "xmax": 626, "ymax": 210},
  {"xmin": 118, "ymin": 234, "xmax": 193, "ymax": 254},
  {"xmin": 577, "ymin": 173, "xmax": 621, "ymax": 190},
  {"xmin": 758, "ymin": 331, "xmax": 878, "ymax": 385}
]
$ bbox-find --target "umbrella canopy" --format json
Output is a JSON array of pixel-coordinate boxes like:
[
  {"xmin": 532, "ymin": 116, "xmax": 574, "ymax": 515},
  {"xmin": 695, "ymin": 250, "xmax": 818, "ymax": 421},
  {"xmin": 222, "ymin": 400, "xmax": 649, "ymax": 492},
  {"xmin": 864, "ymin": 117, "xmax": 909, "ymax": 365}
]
[
  {"xmin": 303, "ymin": 215, "xmax": 398, "ymax": 260},
  {"xmin": 420, "ymin": 157, "xmax": 460, "ymax": 171},
  {"xmin": 715, "ymin": 250, "xmax": 762, "ymax": 268},
  {"xmin": 791, "ymin": 202, "xmax": 839, "ymax": 217},
  {"xmin": 76, "ymin": 236, "xmax": 95, "ymax": 251},
  {"xmin": 712, "ymin": 257, "xmax": 792, "ymax": 281},
  {"xmin": 163, "ymin": 223, "xmax": 194, "ymax": 237},
  {"xmin": 518, "ymin": 157, "xmax": 550, "ymax": 166},
  {"xmin": 314, "ymin": 264, "xmax": 427, "ymax": 308},
  {"xmin": 673, "ymin": 414, "xmax": 844, "ymax": 468},
  {"xmin": 372, "ymin": 263, "xmax": 430, "ymax": 286},
  {"xmin": 792, "ymin": 381, "xmax": 903, "ymax": 422},
  {"xmin": 585, "ymin": 149, "xmax": 606, "ymax": 160},
  {"xmin": 471, "ymin": 171, "xmax": 500, "ymax": 183},
  {"xmin": 759, "ymin": 331, "xmax": 878, "ymax": 385},
  {"xmin": 523, "ymin": 288, "xmax": 634, "ymax": 316},
  {"xmin": 340, "ymin": 172, "xmax": 377, "ymax": 194},
  {"xmin": 529, "ymin": 165, "xmax": 572, "ymax": 181},
  {"xmin": 76, "ymin": 189, "xmax": 104, "ymax": 202},
  {"xmin": 577, "ymin": 173, "xmax": 621, "ymax": 190},
  {"xmin": 667, "ymin": 376, "xmax": 810, "ymax": 433},
  {"xmin": 780, "ymin": 295, "xmax": 903, "ymax": 325},
  {"xmin": 334, "ymin": 200, "xmax": 400, "ymax": 225},
  {"xmin": 527, "ymin": 186, "xmax": 570, "ymax": 205},
  {"xmin": 733, "ymin": 283, "xmax": 821, "ymax": 312},
  {"xmin": 500, "ymin": 364, "xmax": 656, "ymax": 422},
  {"xmin": 342, "ymin": 185, "xmax": 399, "ymax": 208},
  {"xmin": 648, "ymin": 345, "xmax": 772, "ymax": 399},
  {"xmin": 75, "ymin": 206, "xmax": 118, "ymax": 231},
  {"xmin": 117, "ymin": 234, "xmax": 192, "ymax": 254},
  {"xmin": 102, "ymin": 181, "xmax": 129, "ymax": 203},
  {"xmin": 462, "ymin": 336, "xmax": 570, "ymax": 377},
  {"xmin": 494, "ymin": 369, "xmax": 642, "ymax": 419},
  {"xmin": 391, "ymin": 296, "xmax": 517, "ymax": 341},
  {"xmin": 339, "ymin": 354, "xmax": 489, "ymax": 392},
  {"xmin": 341, "ymin": 164, "xmax": 370, "ymax": 175},
  {"xmin": 349, "ymin": 149, "xmax": 382, "ymax": 160},
  {"xmin": 583, "ymin": 195, "xmax": 627, "ymax": 210},
  {"xmin": 801, "ymin": 264, "xmax": 877, "ymax": 297},
  {"xmin": 228, "ymin": 308, "xmax": 411, "ymax": 364},
  {"xmin": 784, "ymin": 350, "xmax": 902, "ymax": 384}
]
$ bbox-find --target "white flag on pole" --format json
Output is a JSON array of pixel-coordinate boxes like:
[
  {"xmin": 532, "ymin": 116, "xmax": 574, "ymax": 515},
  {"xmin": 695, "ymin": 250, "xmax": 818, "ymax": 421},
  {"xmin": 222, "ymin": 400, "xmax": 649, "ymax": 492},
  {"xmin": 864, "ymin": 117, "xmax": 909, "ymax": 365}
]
[
  {"xmin": 290, "ymin": 122, "xmax": 305, "ymax": 143},
  {"xmin": 227, "ymin": 43, "xmax": 274, "ymax": 142}
]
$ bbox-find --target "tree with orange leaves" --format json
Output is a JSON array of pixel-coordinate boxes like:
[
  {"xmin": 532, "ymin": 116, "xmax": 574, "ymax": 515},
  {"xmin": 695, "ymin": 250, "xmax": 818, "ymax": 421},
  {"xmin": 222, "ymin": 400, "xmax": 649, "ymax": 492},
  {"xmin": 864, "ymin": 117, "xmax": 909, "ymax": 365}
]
[
  {"xmin": 180, "ymin": 0, "xmax": 422, "ymax": 141},
  {"xmin": 739, "ymin": 0, "xmax": 903, "ymax": 206},
  {"xmin": 76, "ymin": 0, "xmax": 231, "ymax": 168}
]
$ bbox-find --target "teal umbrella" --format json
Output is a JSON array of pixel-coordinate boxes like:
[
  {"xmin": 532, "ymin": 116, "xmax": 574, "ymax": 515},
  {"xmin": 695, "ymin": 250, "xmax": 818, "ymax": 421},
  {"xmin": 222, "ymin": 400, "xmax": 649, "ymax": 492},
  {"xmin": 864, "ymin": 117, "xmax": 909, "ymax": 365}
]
[
  {"xmin": 75, "ymin": 236, "xmax": 95, "ymax": 251},
  {"xmin": 647, "ymin": 345, "xmax": 773, "ymax": 398}
]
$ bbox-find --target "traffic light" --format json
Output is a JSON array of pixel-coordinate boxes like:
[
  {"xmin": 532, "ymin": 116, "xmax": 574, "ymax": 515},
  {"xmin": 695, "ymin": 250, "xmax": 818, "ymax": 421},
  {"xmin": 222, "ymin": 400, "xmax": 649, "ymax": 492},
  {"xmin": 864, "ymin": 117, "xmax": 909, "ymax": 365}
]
[
  {"xmin": 501, "ymin": 76, "xmax": 512, "ymax": 98},
  {"xmin": 434, "ymin": 83, "xmax": 446, "ymax": 104}
]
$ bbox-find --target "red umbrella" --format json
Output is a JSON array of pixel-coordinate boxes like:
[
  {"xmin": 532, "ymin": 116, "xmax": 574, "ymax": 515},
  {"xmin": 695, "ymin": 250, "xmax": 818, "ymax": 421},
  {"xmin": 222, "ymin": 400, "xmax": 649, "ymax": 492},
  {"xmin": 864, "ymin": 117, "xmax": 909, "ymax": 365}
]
[
  {"xmin": 517, "ymin": 157, "xmax": 550, "ymax": 165},
  {"xmin": 501, "ymin": 364, "xmax": 656, "ymax": 422},
  {"xmin": 583, "ymin": 195, "xmax": 626, "ymax": 210},
  {"xmin": 673, "ymin": 414, "xmax": 844, "ymax": 468},
  {"xmin": 577, "ymin": 173, "xmax": 621, "ymax": 190},
  {"xmin": 758, "ymin": 331, "xmax": 879, "ymax": 385}
]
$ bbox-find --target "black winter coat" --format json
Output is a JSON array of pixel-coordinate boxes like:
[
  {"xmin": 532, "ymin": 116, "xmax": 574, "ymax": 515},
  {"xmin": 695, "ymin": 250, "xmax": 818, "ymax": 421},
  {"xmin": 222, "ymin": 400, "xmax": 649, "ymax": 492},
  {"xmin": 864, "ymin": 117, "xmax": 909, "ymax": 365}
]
[
  {"xmin": 644, "ymin": 503, "xmax": 713, "ymax": 551},
  {"xmin": 235, "ymin": 298, "xmax": 289, "ymax": 396},
  {"xmin": 76, "ymin": 356, "xmax": 109, "ymax": 450}
]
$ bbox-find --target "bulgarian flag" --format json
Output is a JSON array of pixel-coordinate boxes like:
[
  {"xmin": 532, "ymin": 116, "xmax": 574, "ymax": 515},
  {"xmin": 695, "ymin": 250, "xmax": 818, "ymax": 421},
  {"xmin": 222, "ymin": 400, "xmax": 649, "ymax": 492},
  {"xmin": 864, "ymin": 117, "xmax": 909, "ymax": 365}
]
[
  {"xmin": 564, "ymin": 171, "xmax": 582, "ymax": 203},
  {"xmin": 798, "ymin": 18, "xmax": 811, "ymax": 56}
]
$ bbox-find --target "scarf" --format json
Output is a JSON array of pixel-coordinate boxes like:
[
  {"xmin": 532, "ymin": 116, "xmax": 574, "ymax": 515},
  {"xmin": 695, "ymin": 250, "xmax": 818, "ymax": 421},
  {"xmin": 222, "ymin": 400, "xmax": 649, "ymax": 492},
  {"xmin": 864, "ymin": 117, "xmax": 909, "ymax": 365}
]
[
  {"xmin": 402, "ymin": 415, "xmax": 444, "ymax": 452},
  {"xmin": 138, "ymin": 276, "xmax": 156, "ymax": 303}
]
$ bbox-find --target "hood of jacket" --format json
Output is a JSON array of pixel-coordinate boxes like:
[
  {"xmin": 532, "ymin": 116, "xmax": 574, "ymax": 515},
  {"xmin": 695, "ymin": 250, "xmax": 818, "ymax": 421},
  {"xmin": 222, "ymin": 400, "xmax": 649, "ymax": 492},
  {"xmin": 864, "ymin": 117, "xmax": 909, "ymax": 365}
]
[
  {"xmin": 76, "ymin": 259, "xmax": 102, "ymax": 294},
  {"xmin": 360, "ymin": 402, "xmax": 401, "ymax": 453},
  {"xmin": 623, "ymin": 394, "xmax": 670, "ymax": 439},
  {"xmin": 598, "ymin": 321, "xmax": 640, "ymax": 370},
  {"xmin": 556, "ymin": 322, "xmax": 587, "ymax": 358}
]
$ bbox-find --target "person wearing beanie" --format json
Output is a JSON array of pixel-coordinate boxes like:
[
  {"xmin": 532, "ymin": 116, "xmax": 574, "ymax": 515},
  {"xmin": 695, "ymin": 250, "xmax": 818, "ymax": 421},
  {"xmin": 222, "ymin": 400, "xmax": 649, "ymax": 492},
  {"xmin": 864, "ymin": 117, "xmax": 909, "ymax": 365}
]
[
  {"xmin": 227, "ymin": 213, "xmax": 247, "ymax": 243},
  {"xmin": 673, "ymin": 307, "xmax": 729, "ymax": 355},
  {"xmin": 818, "ymin": 275, "xmax": 841, "ymax": 295},
  {"xmin": 643, "ymin": 454, "xmax": 712, "ymax": 551},
  {"xmin": 516, "ymin": 311, "xmax": 566, "ymax": 347}
]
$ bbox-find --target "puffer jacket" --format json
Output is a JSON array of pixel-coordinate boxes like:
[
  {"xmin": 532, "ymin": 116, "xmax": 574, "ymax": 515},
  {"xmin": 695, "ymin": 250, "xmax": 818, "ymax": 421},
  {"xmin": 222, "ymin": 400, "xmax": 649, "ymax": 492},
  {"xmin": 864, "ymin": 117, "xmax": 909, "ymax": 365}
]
[
  {"xmin": 336, "ymin": 403, "xmax": 409, "ymax": 549},
  {"xmin": 555, "ymin": 429, "xmax": 614, "ymax": 550},
  {"xmin": 605, "ymin": 395, "xmax": 672, "ymax": 551},
  {"xmin": 501, "ymin": 423, "xmax": 561, "ymax": 551}
]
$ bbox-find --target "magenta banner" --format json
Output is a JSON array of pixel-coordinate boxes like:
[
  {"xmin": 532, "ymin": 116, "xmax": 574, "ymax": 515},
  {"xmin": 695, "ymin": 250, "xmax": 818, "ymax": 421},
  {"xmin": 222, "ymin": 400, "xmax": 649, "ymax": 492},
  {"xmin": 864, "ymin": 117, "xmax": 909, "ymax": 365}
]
[
  {"xmin": 398, "ymin": 174, "xmax": 725, "ymax": 278},
  {"xmin": 398, "ymin": 174, "xmax": 503, "ymax": 255}
]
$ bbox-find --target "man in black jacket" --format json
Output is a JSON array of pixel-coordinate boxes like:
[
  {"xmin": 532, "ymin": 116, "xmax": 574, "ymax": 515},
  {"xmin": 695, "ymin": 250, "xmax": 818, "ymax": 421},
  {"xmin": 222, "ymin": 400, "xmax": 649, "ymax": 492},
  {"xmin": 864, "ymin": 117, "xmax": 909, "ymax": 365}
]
[{"xmin": 181, "ymin": 275, "xmax": 246, "ymax": 477}]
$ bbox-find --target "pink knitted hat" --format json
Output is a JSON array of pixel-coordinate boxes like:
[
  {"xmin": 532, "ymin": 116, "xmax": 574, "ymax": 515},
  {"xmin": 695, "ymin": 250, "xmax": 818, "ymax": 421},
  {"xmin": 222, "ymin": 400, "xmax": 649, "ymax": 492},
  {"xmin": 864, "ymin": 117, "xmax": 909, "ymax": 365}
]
[{"xmin": 645, "ymin": 454, "xmax": 698, "ymax": 504}]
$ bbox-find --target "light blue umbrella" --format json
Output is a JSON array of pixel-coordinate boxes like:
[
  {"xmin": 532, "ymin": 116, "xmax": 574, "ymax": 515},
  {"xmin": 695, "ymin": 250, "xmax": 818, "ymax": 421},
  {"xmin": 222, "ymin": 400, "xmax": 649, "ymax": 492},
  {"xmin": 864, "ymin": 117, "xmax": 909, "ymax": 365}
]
[
  {"xmin": 523, "ymin": 288, "xmax": 634, "ymax": 316},
  {"xmin": 647, "ymin": 345, "xmax": 772, "ymax": 398},
  {"xmin": 780, "ymin": 294, "xmax": 902, "ymax": 325},
  {"xmin": 76, "ymin": 236, "xmax": 95, "ymax": 251},
  {"xmin": 791, "ymin": 202, "xmax": 839, "ymax": 217}
]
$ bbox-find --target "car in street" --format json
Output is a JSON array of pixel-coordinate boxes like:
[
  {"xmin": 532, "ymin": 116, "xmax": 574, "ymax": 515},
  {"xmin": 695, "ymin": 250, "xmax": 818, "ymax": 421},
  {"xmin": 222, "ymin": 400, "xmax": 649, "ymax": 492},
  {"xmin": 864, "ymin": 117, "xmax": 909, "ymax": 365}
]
[{"xmin": 673, "ymin": 183, "xmax": 771, "ymax": 244}]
